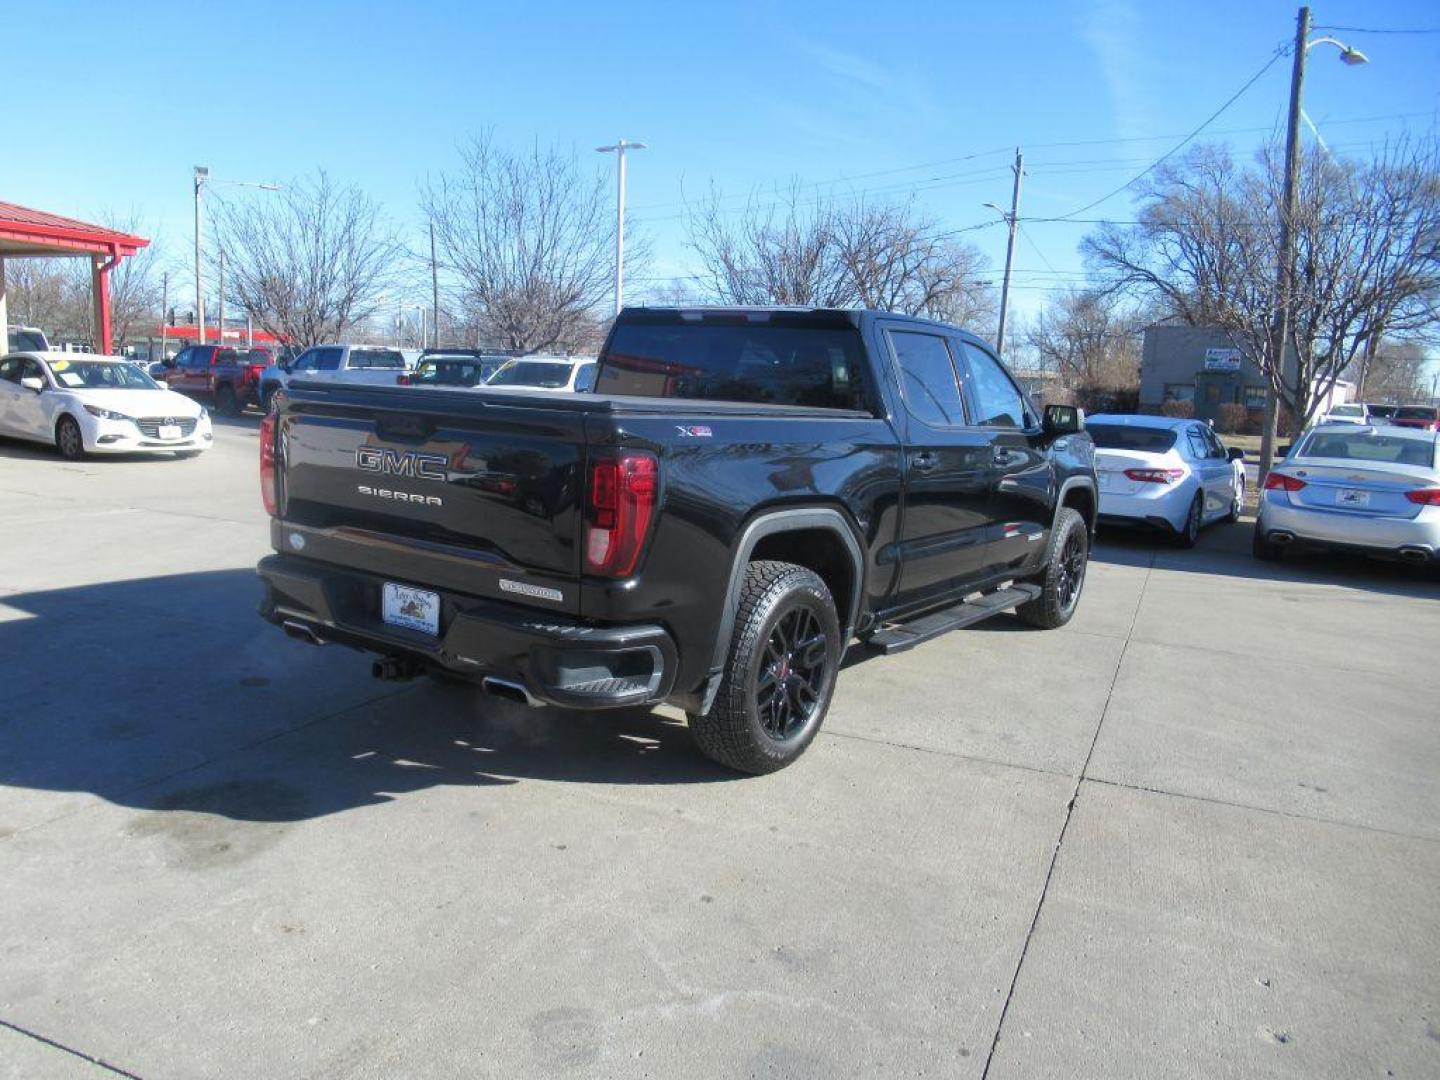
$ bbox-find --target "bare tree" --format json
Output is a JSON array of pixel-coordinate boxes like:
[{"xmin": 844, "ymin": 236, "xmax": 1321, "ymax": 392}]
[
  {"xmin": 2, "ymin": 260, "xmax": 71, "ymax": 334},
  {"xmin": 1025, "ymin": 287, "xmax": 1140, "ymax": 391},
  {"xmin": 213, "ymin": 171, "xmax": 401, "ymax": 351},
  {"xmin": 686, "ymin": 184, "xmax": 994, "ymax": 326},
  {"xmin": 65, "ymin": 212, "xmax": 163, "ymax": 348},
  {"xmin": 422, "ymin": 134, "xmax": 624, "ymax": 355},
  {"xmin": 1084, "ymin": 140, "xmax": 1440, "ymax": 426}
]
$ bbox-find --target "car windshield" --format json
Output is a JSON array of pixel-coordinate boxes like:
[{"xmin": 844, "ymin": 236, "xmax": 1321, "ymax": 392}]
[
  {"xmin": 1086, "ymin": 423, "xmax": 1178, "ymax": 452},
  {"xmin": 1368, "ymin": 405, "xmax": 1396, "ymax": 417},
  {"xmin": 46, "ymin": 359, "xmax": 158, "ymax": 390},
  {"xmin": 597, "ymin": 322, "xmax": 868, "ymax": 409},
  {"xmin": 1328, "ymin": 404, "xmax": 1364, "ymax": 417},
  {"xmin": 1300, "ymin": 430, "xmax": 1436, "ymax": 468},
  {"xmin": 1395, "ymin": 407, "xmax": 1438, "ymax": 420},
  {"xmin": 413, "ymin": 359, "xmax": 486, "ymax": 387},
  {"xmin": 487, "ymin": 361, "xmax": 574, "ymax": 389}
]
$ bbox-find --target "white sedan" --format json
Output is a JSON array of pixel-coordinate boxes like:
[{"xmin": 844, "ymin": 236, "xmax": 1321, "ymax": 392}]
[
  {"xmin": 1088, "ymin": 413, "xmax": 1247, "ymax": 546},
  {"xmin": 0, "ymin": 352, "xmax": 213, "ymax": 459},
  {"xmin": 484, "ymin": 357, "xmax": 598, "ymax": 393}
]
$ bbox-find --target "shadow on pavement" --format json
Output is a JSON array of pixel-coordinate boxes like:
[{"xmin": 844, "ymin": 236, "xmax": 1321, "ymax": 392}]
[
  {"xmin": 1093, "ymin": 519, "xmax": 1440, "ymax": 600},
  {"xmin": 0, "ymin": 570, "xmax": 737, "ymax": 827}
]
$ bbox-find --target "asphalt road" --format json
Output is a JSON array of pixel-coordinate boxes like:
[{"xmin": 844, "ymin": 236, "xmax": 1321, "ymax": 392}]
[{"xmin": 2, "ymin": 418, "xmax": 1438, "ymax": 1079}]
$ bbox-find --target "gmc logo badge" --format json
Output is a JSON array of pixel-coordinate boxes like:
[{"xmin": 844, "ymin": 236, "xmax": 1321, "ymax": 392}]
[{"xmin": 356, "ymin": 446, "xmax": 448, "ymax": 481}]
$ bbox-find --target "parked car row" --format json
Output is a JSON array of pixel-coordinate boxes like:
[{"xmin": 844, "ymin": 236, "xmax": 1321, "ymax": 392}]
[{"xmin": 1320, "ymin": 401, "xmax": 1439, "ymax": 431}]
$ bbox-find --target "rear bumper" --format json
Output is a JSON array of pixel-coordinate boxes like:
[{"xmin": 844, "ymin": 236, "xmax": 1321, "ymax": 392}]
[
  {"xmin": 1097, "ymin": 482, "xmax": 1193, "ymax": 533},
  {"xmin": 1257, "ymin": 496, "xmax": 1440, "ymax": 561},
  {"xmin": 257, "ymin": 554, "xmax": 678, "ymax": 708}
]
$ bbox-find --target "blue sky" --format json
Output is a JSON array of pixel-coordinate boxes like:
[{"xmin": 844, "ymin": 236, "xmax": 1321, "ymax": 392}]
[{"xmin": 8, "ymin": 0, "xmax": 1438, "ymax": 322}]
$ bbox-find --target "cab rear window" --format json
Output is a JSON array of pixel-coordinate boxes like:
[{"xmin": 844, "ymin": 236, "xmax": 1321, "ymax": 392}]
[
  {"xmin": 349, "ymin": 349, "xmax": 405, "ymax": 370},
  {"xmin": 598, "ymin": 322, "xmax": 870, "ymax": 410}
]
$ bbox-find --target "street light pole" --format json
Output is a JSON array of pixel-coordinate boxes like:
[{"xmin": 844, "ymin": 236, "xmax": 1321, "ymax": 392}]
[
  {"xmin": 1259, "ymin": 7, "xmax": 1369, "ymax": 481},
  {"xmin": 597, "ymin": 139, "xmax": 647, "ymax": 316},
  {"xmin": 192, "ymin": 168, "xmax": 281, "ymax": 349},
  {"xmin": 194, "ymin": 166, "xmax": 208, "ymax": 344}
]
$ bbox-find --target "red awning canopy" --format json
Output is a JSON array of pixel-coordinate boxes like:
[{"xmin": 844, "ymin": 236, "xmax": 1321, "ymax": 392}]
[
  {"xmin": 1, "ymin": 200, "xmax": 151, "ymax": 356},
  {"xmin": 0, "ymin": 201, "xmax": 148, "ymax": 258},
  {"xmin": 160, "ymin": 324, "xmax": 287, "ymax": 345}
]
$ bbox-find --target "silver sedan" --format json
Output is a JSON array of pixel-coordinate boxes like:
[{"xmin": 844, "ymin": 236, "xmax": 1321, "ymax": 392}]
[{"xmin": 1254, "ymin": 423, "xmax": 1440, "ymax": 565}]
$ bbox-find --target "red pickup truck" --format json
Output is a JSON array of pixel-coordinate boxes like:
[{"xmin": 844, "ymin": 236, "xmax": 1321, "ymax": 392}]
[{"xmin": 156, "ymin": 345, "xmax": 270, "ymax": 415}]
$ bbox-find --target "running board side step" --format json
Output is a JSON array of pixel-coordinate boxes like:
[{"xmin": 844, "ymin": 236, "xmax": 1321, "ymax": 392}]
[{"xmin": 865, "ymin": 584, "xmax": 1043, "ymax": 655}]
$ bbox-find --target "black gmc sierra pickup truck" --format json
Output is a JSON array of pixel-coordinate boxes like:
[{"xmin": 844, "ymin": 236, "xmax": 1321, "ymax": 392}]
[{"xmin": 257, "ymin": 307, "xmax": 1097, "ymax": 773}]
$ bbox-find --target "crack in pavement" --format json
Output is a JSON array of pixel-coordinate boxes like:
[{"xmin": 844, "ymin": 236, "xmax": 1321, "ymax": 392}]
[
  {"xmin": 980, "ymin": 547, "xmax": 1156, "ymax": 1080},
  {"xmin": 0, "ymin": 1017, "xmax": 146, "ymax": 1079}
]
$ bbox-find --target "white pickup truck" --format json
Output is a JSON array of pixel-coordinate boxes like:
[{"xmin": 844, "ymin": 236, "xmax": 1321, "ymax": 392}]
[{"xmin": 259, "ymin": 344, "xmax": 412, "ymax": 410}]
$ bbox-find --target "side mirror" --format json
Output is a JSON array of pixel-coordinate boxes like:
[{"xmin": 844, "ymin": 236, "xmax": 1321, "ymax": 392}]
[
  {"xmin": 19, "ymin": 376, "xmax": 44, "ymax": 392},
  {"xmin": 1043, "ymin": 403, "xmax": 1084, "ymax": 437},
  {"xmin": 1227, "ymin": 446, "xmax": 1245, "ymax": 462}
]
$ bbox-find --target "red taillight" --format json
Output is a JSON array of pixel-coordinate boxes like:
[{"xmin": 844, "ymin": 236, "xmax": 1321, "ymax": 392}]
[
  {"xmin": 584, "ymin": 451, "xmax": 659, "ymax": 577},
  {"xmin": 397, "ymin": 374, "xmax": 411, "ymax": 385},
  {"xmin": 260, "ymin": 412, "xmax": 278, "ymax": 516},
  {"xmin": 1124, "ymin": 468, "xmax": 1185, "ymax": 484},
  {"xmin": 1405, "ymin": 488, "xmax": 1440, "ymax": 505},
  {"xmin": 1264, "ymin": 472, "xmax": 1307, "ymax": 492}
]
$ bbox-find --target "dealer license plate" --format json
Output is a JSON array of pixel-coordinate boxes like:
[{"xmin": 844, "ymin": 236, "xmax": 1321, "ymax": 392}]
[
  {"xmin": 158, "ymin": 424, "xmax": 182, "ymax": 440},
  {"xmin": 383, "ymin": 582, "xmax": 440, "ymax": 635},
  {"xmin": 1337, "ymin": 488, "xmax": 1370, "ymax": 508}
]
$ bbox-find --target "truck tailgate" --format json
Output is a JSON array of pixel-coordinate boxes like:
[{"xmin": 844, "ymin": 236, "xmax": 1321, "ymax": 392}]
[{"xmin": 278, "ymin": 384, "xmax": 587, "ymax": 613}]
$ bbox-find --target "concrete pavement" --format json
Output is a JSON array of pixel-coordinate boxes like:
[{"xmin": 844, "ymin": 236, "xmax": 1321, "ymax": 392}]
[{"xmin": 1, "ymin": 418, "xmax": 1437, "ymax": 1078}]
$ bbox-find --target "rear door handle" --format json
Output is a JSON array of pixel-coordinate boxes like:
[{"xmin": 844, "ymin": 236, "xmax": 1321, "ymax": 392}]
[{"xmin": 910, "ymin": 451, "xmax": 938, "ymax": 473}]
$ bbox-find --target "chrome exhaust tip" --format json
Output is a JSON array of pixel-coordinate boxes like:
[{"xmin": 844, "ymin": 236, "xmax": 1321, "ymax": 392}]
[
  {"xmin": 282, "ymin": 619, "xmax": 325, "ymax": 646},
  {"xmin": 1398, "ymin": 546, "xmax": 1431, "ymax": 564},
  {"xmin": 481, "ymin": 676, "xmax": 542, "ymax": 708}
]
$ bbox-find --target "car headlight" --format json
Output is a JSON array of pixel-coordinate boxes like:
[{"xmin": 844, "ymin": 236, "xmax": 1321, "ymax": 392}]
[{"xmin": 83, "ymin": 404, "xmax": 134, "ymax": 422}]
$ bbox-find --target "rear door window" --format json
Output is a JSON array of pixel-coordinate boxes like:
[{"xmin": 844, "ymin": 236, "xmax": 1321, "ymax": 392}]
[{"xmin": 887, "ymin": 330, "xmax": 966, "ymax": 427}]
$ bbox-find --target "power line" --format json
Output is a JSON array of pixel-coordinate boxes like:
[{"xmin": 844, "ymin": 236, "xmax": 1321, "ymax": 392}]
[
  {"xmin": 1051, "ymin": 41, "xmax": 1292, "ymax": 220},
  {"xmin": 626, "ymin": 110, "xmax": 1432, "ymax": 215},
  {"xmin": 1311, "ymin": 24, "xmax": 1440, "ymax": 35}
]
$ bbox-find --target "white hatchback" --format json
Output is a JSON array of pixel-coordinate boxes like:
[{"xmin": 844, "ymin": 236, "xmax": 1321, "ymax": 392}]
[
  {"xmin": 0, "ymin": 352, "xmax": 212, "ymax": 459},
  {"xmin": 1089, "ymin": 413, "xmax": 1246, "ymax": 546}
]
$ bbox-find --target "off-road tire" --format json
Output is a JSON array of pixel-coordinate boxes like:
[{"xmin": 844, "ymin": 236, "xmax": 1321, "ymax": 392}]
[
  {"xmin": 1252, "ymin": 523, "xmax": 1283, "ymax": 562},
  {"xmin": 1016, "ymin": 507, "xmax": 1089, "ymax": 630},
  {"xmin": 216, "ymin": 383, "xmax": 241, "ymax": 417},
  {"xmin": 687, "ymin": 561, "xmax": 841, "ymax": 775},
  {"xmin": 1175, "ymin": 494, "xmax": 1203, "ymax": 548},
  {"xmin": 55, "ymin": 415, "xmax": 85, "ymax": 460}
]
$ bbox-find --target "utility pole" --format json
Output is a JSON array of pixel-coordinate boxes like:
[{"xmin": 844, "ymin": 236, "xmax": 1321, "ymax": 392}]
[
  {"xmin": 1259, "ymin": 8, "xmax": 1368, "ymax": 480},
  {"xmin": 1261, "ymin": 9, "xmax": 1309, "ymax": 482},
  {"xmin": 429, "ymin": 221, "xmax": 440, "ymax": 348},
  {"xmin": 993, "ymin": 148, "xmax": 1024, "ymax": 355},
  {"xmin": 217, "ymin": 250, "xmax": 225, "ymax": 347},
  {"xmin": 597, "ymin": 139, "xmax": 647, "ymax": 316}
]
